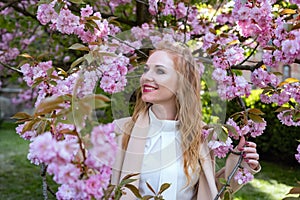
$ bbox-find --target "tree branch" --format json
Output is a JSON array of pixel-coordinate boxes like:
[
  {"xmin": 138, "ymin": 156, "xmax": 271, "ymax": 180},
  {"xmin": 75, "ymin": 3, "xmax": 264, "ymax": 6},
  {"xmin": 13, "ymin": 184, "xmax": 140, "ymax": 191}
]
[
  {"xmin": 0, "ymin": 61, "xmax": 22, "ymax": 73},
  {"xmin": 108, "ymin": 34, "xmax": 149, "ymax": 58},
  {"xmin": 41, "ymin": 163, "xmax": 48, "ymax": 200},
  {"xmin": 231, "ymin": 61, "xmax": 264, "ymax": 72},
  {"xmin": 214, "ymin": 153, "xmax": 244, "ymax": 200},
  {"xmin": 9, "ymin": 3, "xmax": 36, "ymax": 19},
  {"xmin": 238, "ymin": 43, "xmax": 259, "ymax": 66},
  {"xmin": 0, "ymin": 0, "xmax": 19, "ymax": 11}
]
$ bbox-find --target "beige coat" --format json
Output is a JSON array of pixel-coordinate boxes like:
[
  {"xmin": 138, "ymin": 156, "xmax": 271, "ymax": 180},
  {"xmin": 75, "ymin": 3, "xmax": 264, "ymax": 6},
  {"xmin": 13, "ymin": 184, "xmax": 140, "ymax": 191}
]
[{"xmin": 111, "ymin": 112, "xmax": 260, "ymax": 200}]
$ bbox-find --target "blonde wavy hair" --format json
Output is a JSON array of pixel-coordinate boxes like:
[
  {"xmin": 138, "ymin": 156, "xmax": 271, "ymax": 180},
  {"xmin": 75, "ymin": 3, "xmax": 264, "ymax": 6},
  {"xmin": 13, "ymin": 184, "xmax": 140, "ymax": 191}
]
[{"xmin": 122, "ymin": 40, "xmax": 203, "ymax": 183}]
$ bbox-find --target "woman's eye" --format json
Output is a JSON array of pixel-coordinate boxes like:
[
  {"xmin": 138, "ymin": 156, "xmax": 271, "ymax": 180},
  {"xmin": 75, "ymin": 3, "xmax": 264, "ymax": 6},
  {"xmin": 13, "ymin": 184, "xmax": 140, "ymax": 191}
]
[
  {"xmin": 156, "ymin": 69, "xmax": 165, "ymax": 74},
  {"xmin": 143, "ymin": 67, "xmax": 149, "ymax": 73}
]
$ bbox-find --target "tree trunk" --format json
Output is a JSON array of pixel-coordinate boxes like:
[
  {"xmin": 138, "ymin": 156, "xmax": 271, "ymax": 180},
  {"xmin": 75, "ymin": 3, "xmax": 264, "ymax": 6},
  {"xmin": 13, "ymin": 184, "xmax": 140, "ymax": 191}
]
[{"xmin": 136, "ymin": 0, "xmax": 152, "ymax": 25}]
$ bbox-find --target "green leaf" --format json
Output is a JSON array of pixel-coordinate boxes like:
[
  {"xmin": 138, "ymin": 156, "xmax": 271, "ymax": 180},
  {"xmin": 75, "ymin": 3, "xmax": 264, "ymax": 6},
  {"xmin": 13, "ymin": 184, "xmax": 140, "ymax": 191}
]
[
  {"xmin": 219, "ymin": 178, "xmax": 227, "ymax": 185},
  {"xmin": 37, "ymin": 0, "xmax": 52, "ymax": 5},
  {"xmin": 215, "ymin": 125, "xmax": 228, "ymax": 142},
  {"xmin": 223, "ymin": 124, "xmax": 238, "ymax": 137},
  {"xmin": 120, "ymin": 178, "xmax": 138, "ymax": 187},
  {"xmin": 82, "ymin": 94, "xmax": 110, "ymax": 109},
  {"xmin": 121, "ymin": 173, "xmax": 140, "ymax": 181},
  {"xmin": 142, "ymin": 195, "xmax": 154, "ymax": 200},
  {"xmin": 103, "ymin": 184, "xmax": 115, "ymax": 199},
  {"xmin": 69, "ymin": 56, "xmax": 85, "ymax": 71},
  {"xmin": 223, "ymin": 189, "xmax": 233, "ymax": 200},
  {"xmin": 158, "ymin": 183, "xmax": 171, "ymax": 195},
  {"xmin": 84, "ymin": 53, "xmax": 94, "ymax": 65},
  {"xmin": 69, "ymin": 43, "xmax": 89, "ymax": 51},
  {"xmin": 124, "ymin": 184, "xmax": 142, "ymax": 198},
  {"xmin": 274, "ymin": 106, "xmax": 290, "ymax": 113},
  {"xmin": 292, "ymin": 112, "xmax": 300, "ymax": 121},
  {"xmin": 69, "ymin": 0, "xmax": 85, "ymax": 4}
]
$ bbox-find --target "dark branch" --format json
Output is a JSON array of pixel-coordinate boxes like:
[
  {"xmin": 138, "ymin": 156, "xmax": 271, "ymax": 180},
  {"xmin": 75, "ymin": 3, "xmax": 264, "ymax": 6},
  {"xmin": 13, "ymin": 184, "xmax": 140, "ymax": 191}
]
[
  {"xmin": 10, "ymin": 3, "xmax": 36, "ymax": 19},
  {"xmin": 238, "ymin": 43, "xmax": 259, "ymax": 66},
  {"xmin": 214, "ymin": 153, "xmax": 244, "ymax": 200},
  {"xmin": 0, "ymin": 61, "xmax": 22, "ymax": 74},
  {"xmin": 231, "ymin": 61, "xmax": 264, "ymax": 72},
  {"xmin": 0, "ymin": 0, "xmax": 19, "ymax": 11}
]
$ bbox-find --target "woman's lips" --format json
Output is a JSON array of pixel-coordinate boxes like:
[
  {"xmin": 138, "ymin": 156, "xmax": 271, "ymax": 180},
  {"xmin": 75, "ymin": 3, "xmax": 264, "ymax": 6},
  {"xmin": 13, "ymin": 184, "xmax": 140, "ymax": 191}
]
[{"xmin": 142, "ymin": 84, "xmax": 158, "ymax": 92}]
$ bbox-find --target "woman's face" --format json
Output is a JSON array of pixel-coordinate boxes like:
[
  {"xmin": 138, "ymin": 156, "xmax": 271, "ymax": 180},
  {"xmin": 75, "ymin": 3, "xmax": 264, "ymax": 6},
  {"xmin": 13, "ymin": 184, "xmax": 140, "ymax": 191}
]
[{"xmin": 140, "ymin": 50, "xmax": 178, "ymax": 106}]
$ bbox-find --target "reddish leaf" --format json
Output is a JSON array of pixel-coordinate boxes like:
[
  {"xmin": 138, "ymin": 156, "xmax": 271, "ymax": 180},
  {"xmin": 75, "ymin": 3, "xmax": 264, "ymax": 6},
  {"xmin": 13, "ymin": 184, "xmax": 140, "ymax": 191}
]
[
  {"xmin": 248, "ymin": 108, "xmax": 265, "ymax": 115},
  {"xmin": 248, "ymin": 113, "xmax": 264, "ymax": 123}
]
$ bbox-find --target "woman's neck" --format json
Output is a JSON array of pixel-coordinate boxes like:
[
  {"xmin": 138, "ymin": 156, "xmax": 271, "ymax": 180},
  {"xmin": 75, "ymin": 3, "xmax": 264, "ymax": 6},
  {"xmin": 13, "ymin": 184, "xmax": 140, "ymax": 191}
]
[{"xmin": 151, "ymin": 104, "xmax": 177, "ymax": 120}]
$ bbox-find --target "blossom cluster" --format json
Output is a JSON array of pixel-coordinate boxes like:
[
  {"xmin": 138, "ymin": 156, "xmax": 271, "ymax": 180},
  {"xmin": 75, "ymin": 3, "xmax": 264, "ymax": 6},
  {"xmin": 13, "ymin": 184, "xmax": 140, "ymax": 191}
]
[
  {"xmin": 226, "ymin": 118, "xmax": 267, "ymax": 139},
  {"xmin": 22, "ymin": 123, "xmax": 116, "ymax": 200},
  {"xmin": 234, "ymin": 168, "xmax": 254, "ymax": 185},
  {"xmin": 207, "ymin": 137, "xmax": 233, "ymax": 158},
  {"xmin": 263, "ymin": 17, "xmax": 300, "ymax": 68},
  {"xmin": 232, "ymin": 0, "xmax": 273, "ymax": 47},
  {"xmin": 37, "ymin": 3, "xmax": 116, "ymax": 44},
  {"xmin": 251, "ymin": 68, "xmax": 280, "ymax": 88},
  {"xmin": 147, "ymin": 0, "xmax": 211, "ymax": 36}
]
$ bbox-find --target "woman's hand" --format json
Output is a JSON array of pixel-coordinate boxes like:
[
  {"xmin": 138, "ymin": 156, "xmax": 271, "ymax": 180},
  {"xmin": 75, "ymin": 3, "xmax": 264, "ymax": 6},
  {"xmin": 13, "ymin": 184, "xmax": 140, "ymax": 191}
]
[{"xmin": 237, "ymin": 136, "xmax": 260, "ymax": 170}]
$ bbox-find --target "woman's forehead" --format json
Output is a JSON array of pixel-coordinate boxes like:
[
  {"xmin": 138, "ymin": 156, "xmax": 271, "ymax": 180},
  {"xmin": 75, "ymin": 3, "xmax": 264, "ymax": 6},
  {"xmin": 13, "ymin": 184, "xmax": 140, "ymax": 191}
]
[{"xmin": 146, "ymin": 51, "xmax": 175, "ymax": 68}]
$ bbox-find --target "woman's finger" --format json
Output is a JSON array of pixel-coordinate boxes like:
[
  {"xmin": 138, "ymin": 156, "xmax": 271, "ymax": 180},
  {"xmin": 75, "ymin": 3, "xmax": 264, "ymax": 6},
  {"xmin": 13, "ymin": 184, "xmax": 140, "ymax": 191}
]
[{"xmin": 243, "ymin": 152, "xmax": 259, "ymax": 160}]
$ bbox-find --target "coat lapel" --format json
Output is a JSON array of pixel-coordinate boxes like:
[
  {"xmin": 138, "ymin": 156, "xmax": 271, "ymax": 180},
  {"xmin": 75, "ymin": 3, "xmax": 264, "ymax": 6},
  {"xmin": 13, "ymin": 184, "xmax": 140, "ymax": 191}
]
[
  {"xmin": 197, "ymin": 142, "xmax": 219, "ymax": 200},
  {"xmin": 118, "ymin": 113, "xmax": 150, "ymax": 199}
]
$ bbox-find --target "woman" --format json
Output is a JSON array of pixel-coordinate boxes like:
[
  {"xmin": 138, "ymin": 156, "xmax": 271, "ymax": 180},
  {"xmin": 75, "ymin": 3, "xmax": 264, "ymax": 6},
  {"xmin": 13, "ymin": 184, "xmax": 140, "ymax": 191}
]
[{"xmin": 111, "ymin": 41, "xmax": 260, "ymax": 200}]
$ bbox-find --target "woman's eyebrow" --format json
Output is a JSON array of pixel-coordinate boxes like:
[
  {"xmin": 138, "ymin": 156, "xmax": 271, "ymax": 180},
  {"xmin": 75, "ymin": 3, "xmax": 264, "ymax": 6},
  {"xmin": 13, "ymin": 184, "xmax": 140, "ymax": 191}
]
[
  {"xmin": 154, "ymin": 64, "xmax": 167, "ymax": 69},
  {"xmin": 144, "ymin": 64, "xmax": 167, "ymax": 68}
]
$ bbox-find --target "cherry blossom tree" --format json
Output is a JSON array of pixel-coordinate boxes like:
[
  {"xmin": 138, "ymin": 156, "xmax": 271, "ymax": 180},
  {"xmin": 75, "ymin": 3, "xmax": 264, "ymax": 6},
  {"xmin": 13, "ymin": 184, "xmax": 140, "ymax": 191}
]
[{"xmin": 1, "ymin": 0, "xmax": 300, "ymax": 199}]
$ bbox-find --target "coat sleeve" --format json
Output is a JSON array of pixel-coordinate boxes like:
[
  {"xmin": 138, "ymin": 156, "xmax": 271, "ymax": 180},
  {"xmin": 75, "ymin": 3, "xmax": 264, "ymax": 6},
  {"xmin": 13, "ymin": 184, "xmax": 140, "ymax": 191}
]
[{"xmin": 215, "ymin": 149, "xmax": 261, "ymax": 194}]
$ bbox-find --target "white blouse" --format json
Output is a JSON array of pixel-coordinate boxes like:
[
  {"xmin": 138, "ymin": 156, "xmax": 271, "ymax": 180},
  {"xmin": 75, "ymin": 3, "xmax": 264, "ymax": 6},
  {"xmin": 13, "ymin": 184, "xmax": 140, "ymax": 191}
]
[{"xmin": 139, "ymin": 108, "xmax": 199, "ymax": 199}]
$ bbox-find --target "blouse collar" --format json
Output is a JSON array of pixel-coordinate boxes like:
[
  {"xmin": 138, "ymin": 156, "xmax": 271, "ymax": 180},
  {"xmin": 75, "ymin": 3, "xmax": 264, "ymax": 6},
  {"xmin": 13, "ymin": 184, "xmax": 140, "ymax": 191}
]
[{"xmin": 149, "ymin": 107, "xmax": 179, "ymax": 132}]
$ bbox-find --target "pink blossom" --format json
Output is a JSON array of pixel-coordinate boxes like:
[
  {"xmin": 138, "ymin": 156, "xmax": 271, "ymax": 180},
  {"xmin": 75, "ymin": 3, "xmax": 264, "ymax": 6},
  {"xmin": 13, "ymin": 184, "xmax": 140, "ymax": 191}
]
[
  {"xmin": 56, "ymin": 184, "xmax": 77, "ymax": 200},
  {"xmin": 56, "ymin": 9, "xmax": 80, "ymax": 35},
  {"xmin": 85, "ymin": 174, "xmax": 104, "ymax": 199},
  {"xmin": 282, "ymin": 39, "xmax": 300, "ymax": 55},
  {"xmin": 208, "ymin": 137, "xmax": 233, "ymax": 158},
  {"xmin": 277, "ymin": 111, "xmax": 300, "ymax": 126},
  {"xmin": 295, "ymin": 144, "xmax": 300, "ymax": 164},
  {"xmin": 37, "ymin": 3, "xmax": 57, "ymax": 25},
  {"xmin": 248, "ymin": 119, "xmax": 266, "ymax": 138},
  {"xmin": 148, "ymin": 0, "xmax": 158, "ymax": 15},
  {"xmin": 175, "ymin": 2, "xmax": 187, "ymax": 19},
  {"xmin": 80, "ymin": 5, "xmax": 93, "ymax": 18},
  {"xmin": 56, "ymin": 139, "xmax": 79, "ymax": 162},
  {"xmin": 27, "ymin": 132, "xmax": 56, "ymax": 165},
  {"xmin": 16, "ymin": 124, "xmax": 37, "ymax": 141},
  {"xmin": 212, "ymin": 68, "xmax": 228, "ymax": 83},
  {"xmin": 48, "ymin": 163, "xmax": 81, "ymax": 184},
  {"xmin": 225, "ymin": 46, "xmax": 244, "ymax": 66},
  {"xmin": 234, "ymin": 168, "xmax": 254, "ymax": 184},
  {"xmin": 85, "ymin": 123, "xmax": 117, "ymax": 169}
]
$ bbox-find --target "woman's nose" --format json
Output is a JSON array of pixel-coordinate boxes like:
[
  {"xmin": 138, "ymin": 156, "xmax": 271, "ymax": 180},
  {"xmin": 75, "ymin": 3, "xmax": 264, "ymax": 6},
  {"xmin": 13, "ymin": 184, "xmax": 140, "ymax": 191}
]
[{"xmin": 141, "ymin": 70, "xmax": 154, "ymax": 81}]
